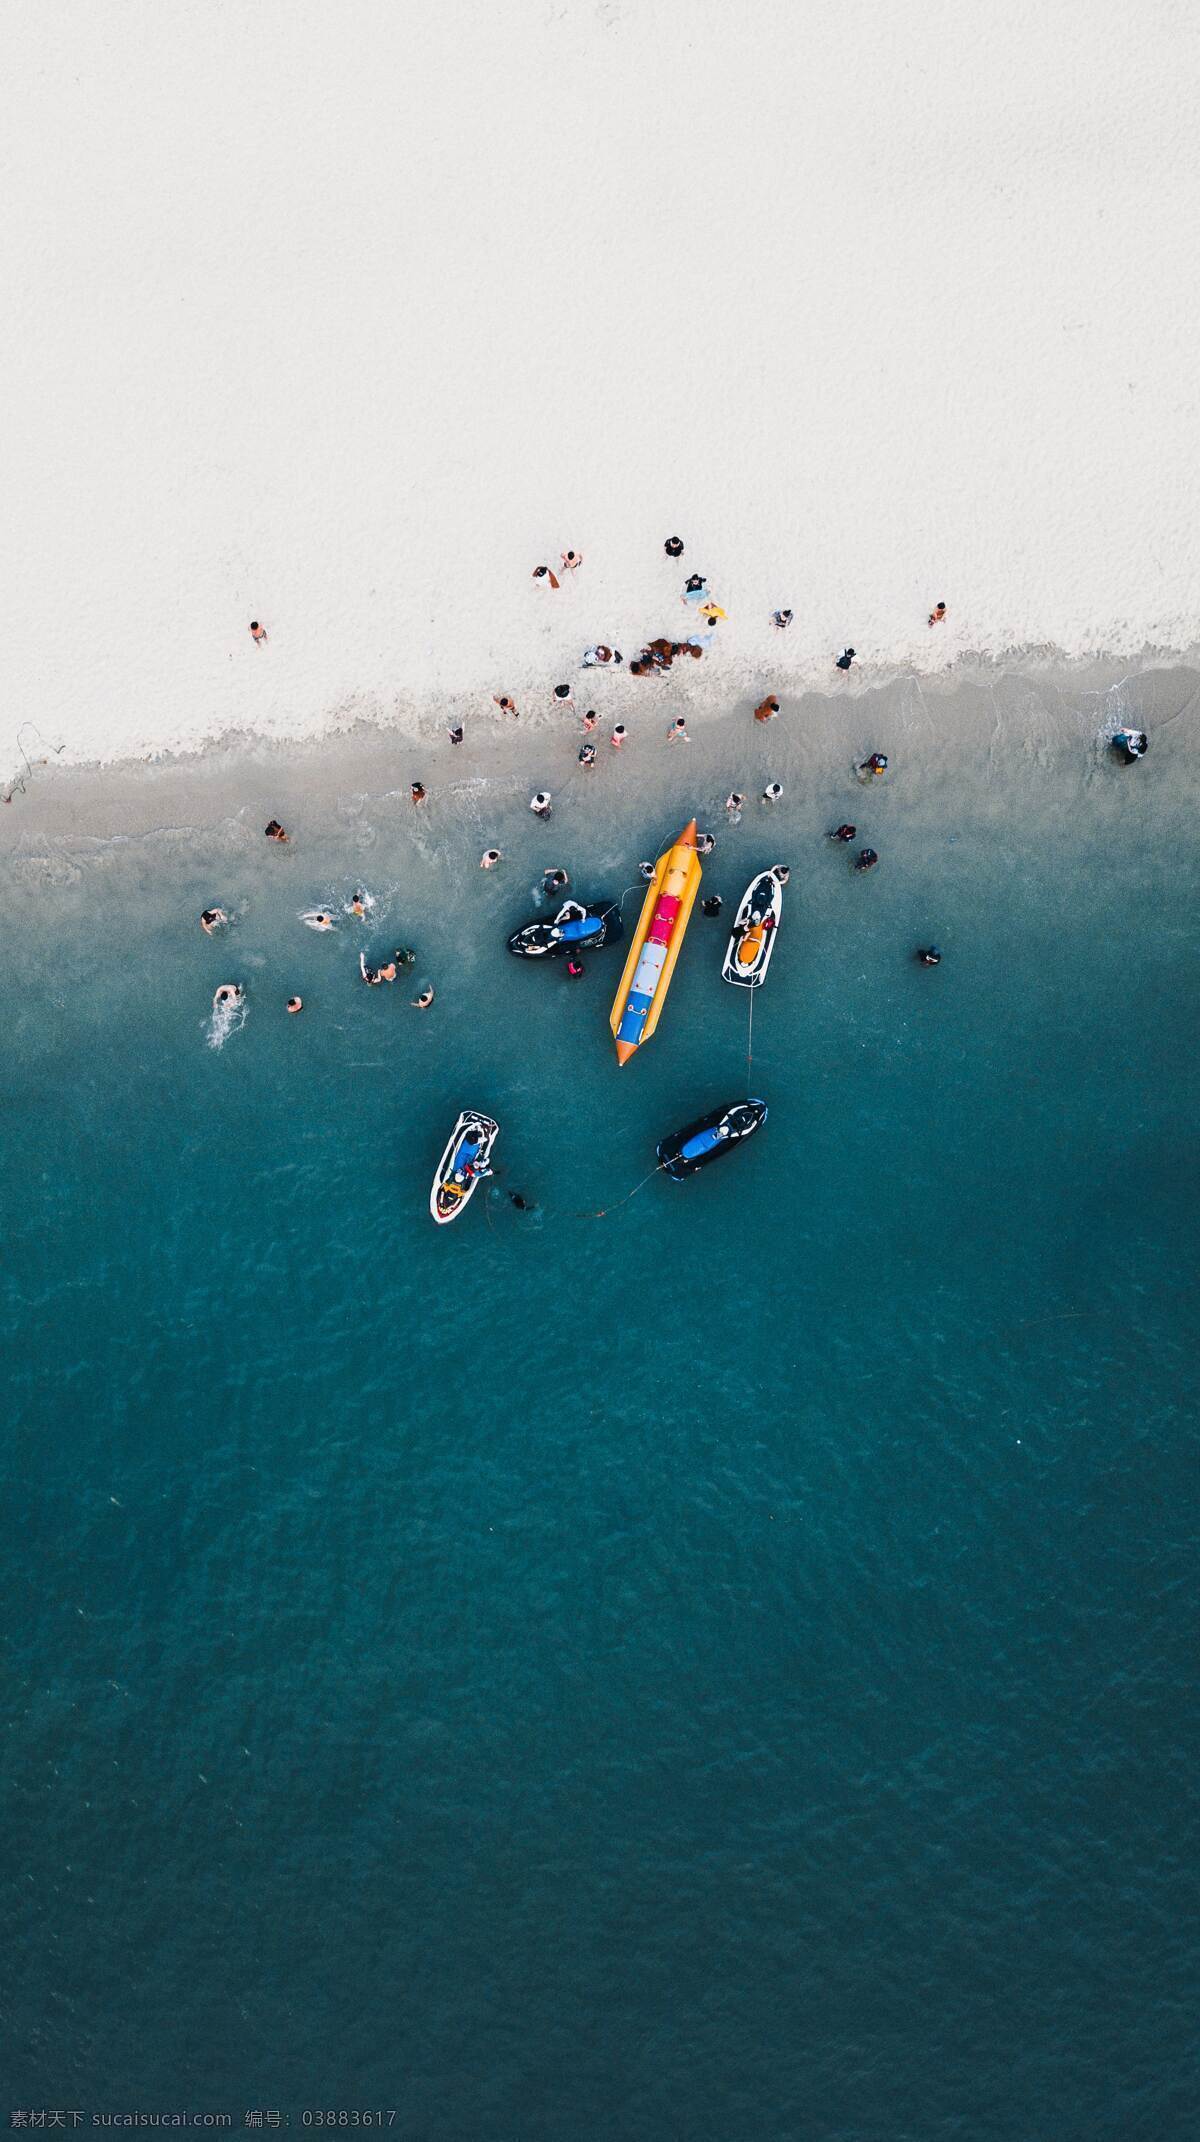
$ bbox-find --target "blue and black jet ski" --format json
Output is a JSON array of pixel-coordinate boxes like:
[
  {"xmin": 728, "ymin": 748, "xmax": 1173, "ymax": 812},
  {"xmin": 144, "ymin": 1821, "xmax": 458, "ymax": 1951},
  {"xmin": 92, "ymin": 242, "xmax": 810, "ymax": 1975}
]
[
  {"xmin": 506, "ymin": 898, "xmax": 624, "ymax": 959},
  {"xmin": 656, "ymin": 1098, "xmax": 768, "ymax": 1181}
]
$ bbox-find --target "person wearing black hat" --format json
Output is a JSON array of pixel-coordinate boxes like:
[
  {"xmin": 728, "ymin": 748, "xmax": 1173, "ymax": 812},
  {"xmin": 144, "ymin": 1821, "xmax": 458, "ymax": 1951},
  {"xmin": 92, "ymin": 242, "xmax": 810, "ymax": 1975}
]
[{"xmin": 664, "ymin": 536, "xmax": 684, "ymax": 557}]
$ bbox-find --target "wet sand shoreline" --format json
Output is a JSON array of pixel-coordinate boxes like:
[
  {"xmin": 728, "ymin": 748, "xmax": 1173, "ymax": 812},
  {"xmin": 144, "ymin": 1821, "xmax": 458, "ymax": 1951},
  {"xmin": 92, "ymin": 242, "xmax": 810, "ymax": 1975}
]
[{"xmin": 5, "ymin": 658, "xmax": 1198, "ymax": 857}]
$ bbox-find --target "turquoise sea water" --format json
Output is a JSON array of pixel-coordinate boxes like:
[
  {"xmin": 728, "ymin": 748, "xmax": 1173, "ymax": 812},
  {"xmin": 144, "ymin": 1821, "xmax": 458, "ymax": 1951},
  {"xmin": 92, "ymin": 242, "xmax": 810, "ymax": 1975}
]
[{"xmin": 3, "ymin": 685, "xmax": 1199, "ymax": 2136}]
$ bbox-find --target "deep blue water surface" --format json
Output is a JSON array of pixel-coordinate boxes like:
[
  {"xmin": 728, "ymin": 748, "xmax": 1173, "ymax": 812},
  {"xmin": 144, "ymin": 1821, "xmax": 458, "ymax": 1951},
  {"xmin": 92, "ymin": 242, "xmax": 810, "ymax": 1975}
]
[{"xmin": 3, "ymin": 710, "xmax": 1198, "ymax": 2137}]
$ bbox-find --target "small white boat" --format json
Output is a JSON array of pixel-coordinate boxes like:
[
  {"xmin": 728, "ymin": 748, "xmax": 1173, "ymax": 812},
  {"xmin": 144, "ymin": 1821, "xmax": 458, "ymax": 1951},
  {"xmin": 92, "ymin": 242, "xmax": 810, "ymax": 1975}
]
[
  {"xmin": 429, "ymin": 1110, "xmax": 500, "ymax": 1225},
  {"xmin": 721, "ymin": 869, "xmax": 785, "ymax": 989}
]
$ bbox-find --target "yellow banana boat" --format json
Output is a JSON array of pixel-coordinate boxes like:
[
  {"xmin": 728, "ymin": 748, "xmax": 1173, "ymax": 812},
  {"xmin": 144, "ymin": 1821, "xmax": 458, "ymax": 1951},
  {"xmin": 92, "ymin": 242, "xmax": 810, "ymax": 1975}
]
[{"xmin": 609, "ymin": 819, "xmax": 702, "ymax": 1064}]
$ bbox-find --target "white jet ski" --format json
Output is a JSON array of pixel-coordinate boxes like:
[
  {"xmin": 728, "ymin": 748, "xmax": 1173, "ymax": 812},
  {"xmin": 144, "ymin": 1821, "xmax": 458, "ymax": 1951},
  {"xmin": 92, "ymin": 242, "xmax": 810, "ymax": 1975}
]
[
  {"xmin": 721, "ymin": 868, "xmax": 786, "ymax": 989},
  {"xmin": 429, "ymin": 1109, "xmax": 500, "ymax": 1225}
]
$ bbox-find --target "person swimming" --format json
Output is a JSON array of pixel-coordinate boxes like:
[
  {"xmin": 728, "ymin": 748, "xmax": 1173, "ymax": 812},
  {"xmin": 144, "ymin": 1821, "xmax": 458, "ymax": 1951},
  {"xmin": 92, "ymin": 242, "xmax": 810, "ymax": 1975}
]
[
  {"xmin": 701, "ymin": 894, "xmax": 723, "ymax": 917},
  {"xmin": 829, "ymin": 824, "xmax": 857, "ymax": 842},
  {"xmin": 772, "ymin": 864, "xmax": 791, "ymax": 885},
  {"xmin": 480, "ymin": 849, "xmax": 502, "ymax": 869},
  {"xmin": 638, "ymin": 860, "xmax": 655, "ymax": 882},
  {"xmin": 213, "ymin": 983, "xmax": 243, "ymax": 1008},
  {"xmin": 855, "ymin": 848, "xmax": 879, "ymax": 872},
  {"xmin": 199, "ymin": 908, "xmax": 227, "ymax": 934},
  {"xmin": 696, "ymin": 831, "xmax": 716, "ymax": 856},
  {"xmin": 264, "ymin": 819, "xmax": 289, "ymax": 842},
  {"xmin": 411, "ymin": 984, "xmax": 435, "ymax": 1009},
  {"xmin": 916, "ymin": 947, "xmax": 942, "ymax": 965},
  {"xmin": 725, "ymin": 792, "xmax": 744, "ymax": 819},
  {"xmin": 349, "ymin": 891, "xmax": 367, "ymax": 917},
  {"xmin": 565, "ymin": 957, "xmax": 584, "ymax": 978},
  {"xmin": 543, "ymin": 868, "xmax": 570, "ymax": 893},
  {"xmin": 286, "ymin": 994, "xmax": 303, "ymax": 1014},
  {"xmin": 300, "ymin": 910, "xmax": 335, "ymax": 931}
]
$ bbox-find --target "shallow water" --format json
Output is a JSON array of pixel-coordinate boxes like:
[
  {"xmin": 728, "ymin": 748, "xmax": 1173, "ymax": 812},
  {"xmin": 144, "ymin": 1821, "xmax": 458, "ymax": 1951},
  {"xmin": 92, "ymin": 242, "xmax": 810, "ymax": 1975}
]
[{"xmin": 3, "ymin": 680, "xmax": 1199, "ymax": 2136}]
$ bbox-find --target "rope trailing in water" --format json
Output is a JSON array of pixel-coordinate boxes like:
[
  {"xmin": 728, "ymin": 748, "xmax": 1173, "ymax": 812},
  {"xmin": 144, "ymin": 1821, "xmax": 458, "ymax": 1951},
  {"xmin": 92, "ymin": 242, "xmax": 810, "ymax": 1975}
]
[
  {"xmin": 747, "ymin": 988, "xmax": 755, "ymax": 1075},
  {"xmin": 571, "ymin": 1162, "xmax": 666, "ymax": 1220}
]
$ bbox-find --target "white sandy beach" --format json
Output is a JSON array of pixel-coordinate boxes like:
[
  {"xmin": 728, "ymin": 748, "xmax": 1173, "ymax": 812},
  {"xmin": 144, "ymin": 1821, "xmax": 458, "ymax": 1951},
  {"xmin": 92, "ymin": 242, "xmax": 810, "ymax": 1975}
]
[{"xmin": 3, "ymin": 0, "xmax": 1199, "ymax": 780}]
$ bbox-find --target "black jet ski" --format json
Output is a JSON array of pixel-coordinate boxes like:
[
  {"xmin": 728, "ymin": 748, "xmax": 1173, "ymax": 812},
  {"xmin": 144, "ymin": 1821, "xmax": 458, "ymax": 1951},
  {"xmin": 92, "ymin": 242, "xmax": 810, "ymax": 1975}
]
[
  {"xmin": 506, "ymin": 898, "xmax": 624, "ymax": 959},
  {"xmin": 656, "ymin": 1098, "xmax": 768, "ymax": 1181}
]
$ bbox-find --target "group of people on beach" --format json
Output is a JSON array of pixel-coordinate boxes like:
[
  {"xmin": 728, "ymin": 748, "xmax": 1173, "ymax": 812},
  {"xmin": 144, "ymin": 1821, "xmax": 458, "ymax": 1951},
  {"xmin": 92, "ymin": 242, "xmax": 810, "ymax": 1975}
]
[{"xmin": 221, "ymin": 534, "xmax": 1155, "ymax": 1034}]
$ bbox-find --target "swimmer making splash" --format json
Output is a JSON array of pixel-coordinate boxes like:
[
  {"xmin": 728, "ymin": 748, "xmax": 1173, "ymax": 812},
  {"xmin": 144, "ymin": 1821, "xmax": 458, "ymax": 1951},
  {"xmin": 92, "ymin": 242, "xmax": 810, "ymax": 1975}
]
[{"xmin": 300, "ymin": 910, "xmax": 336, "ymax": 931}]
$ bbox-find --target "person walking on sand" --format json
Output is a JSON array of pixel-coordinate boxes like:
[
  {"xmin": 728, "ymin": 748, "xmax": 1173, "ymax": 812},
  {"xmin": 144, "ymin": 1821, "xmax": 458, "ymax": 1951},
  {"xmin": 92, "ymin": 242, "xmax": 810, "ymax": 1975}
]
[
  {"xmin": 928, "ymin": 602, "xmax": 947, "ymax": 627},
  {"xmin": 249, "ymin": 620, "xmax": 267, "ymax": 644},
  {"xmin": 610, "ymin": 724, "xmax": 627, "ymax": 750},
  {"xmin": 532, "ymin": 565, "xmax": 560, "ymax": 589},
  {"xmin": 448, "ymin": 723, "xmax": 464, "ymax": 746},
  {"xmin": 754, "ymin": 695, "xmax": 780, "ymax": 723},
  {"xmin": 561, "ymin": 549, "xmax": 582, "ymax": 572},
  {"xmin": 772, "ymin": 609, "xmax": 793, "ymax": 630},
  {"xmin": 264, "ymin": 819, "xmax": 289, "ymax": 843},
  {"xmin": 410, "ymin": 781, "xmax": 427, "ymax": 805},
  {"xmin": 836, "ymin": 647, "xmax": 857, "ymax": 671},
  {"xmin": 582, "ymin": 645, "xmax": 622, "ymax": 667},
  {"xmin": 664, "ymin": 536, "xmax": 684, "ymax": 558},
  {"xmin": 668, "ymin": 716, "xmax": 690, "ymax": 744},
  {"xmin": 581, "ymin": 708, "xmax": 598, "ymax": 732},
  {"xmin": 578, "ymin": 742, "xmax": 597, "ymax": 769},
  {"xmin": 200, "ymin": 908, "xmax": 227, "ymax": 935},
  {"xmin": 480, "ymin": 848, "xmax": 502, "ymax": 869},
  {"xmin": 762, "ymin": 782, "xmax": 782, "ymax": 805},
  {"xmin": 553, "ymin": 684, "xmax": 573, "ymax": 706},
  {"xmin": 493, "ymin": 694, "xmax": 519, "ymax": 718}
]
